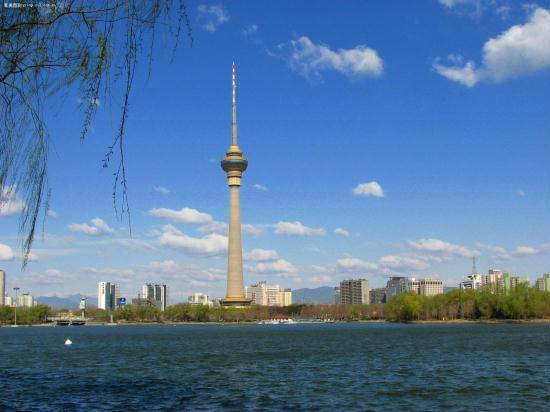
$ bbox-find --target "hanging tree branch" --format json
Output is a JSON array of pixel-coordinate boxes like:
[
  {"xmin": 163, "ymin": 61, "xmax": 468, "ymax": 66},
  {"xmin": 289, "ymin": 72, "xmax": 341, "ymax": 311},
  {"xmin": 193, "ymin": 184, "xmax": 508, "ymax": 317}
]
[{"xmin": 0, "ymin": 0, "xmax": 192, "ymax": 267}]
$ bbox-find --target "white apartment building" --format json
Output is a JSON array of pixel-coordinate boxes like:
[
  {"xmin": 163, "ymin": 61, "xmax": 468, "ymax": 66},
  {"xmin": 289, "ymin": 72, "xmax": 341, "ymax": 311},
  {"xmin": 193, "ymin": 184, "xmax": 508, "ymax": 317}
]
[
  {"xmin": 387, "ymin": 276, "xmax": 443, "ymax": 300},
  {"xmin": 17, "ymin": 293, "xmax": 37, "ymax": 308},
  {"xmin": 246, "ymin": 281, "xmax": 292, "ymax": 307},
  {"xmin": 460, "ymin": 274, "xmax": 483, "ymax": 290},
  {"xmin": 188, "ymin": 292, "xmax": 213, "ymax": 307},
  {"xmin": 418, "ymin": 279, "xmax": 444, "ymax": 296},
  {"xmin": 98, "ymin": 281, "xmax": 117, "ymax": 310}
]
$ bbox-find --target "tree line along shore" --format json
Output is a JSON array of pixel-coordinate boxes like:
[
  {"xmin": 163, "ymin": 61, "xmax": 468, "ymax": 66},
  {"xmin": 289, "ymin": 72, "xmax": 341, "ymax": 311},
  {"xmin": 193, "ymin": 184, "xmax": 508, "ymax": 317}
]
[{"xmin": 1, "ymin": 285, "xmax": 549, "ymax": 325}]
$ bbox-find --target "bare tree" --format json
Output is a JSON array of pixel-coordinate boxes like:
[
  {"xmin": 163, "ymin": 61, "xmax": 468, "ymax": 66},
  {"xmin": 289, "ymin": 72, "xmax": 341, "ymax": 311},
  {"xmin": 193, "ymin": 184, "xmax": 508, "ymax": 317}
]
[{"xmin": 0, "ymin": 0, "xmax": 192, "ymax": 265}]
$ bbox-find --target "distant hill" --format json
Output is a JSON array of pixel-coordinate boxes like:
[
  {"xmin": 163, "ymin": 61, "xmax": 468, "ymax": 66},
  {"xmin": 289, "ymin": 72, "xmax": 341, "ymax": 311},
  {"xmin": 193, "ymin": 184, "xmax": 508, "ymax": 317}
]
[
  {"xmin": 444, "ymin": 287, "xmax": 457, "ymax": 293},
  {"xmin": 293, "ymin": 287, "xmax": 335, "ymax": 304},
  {"xmin": 36, "ymin": 294, "xmax": 94, "ymax": 309}
]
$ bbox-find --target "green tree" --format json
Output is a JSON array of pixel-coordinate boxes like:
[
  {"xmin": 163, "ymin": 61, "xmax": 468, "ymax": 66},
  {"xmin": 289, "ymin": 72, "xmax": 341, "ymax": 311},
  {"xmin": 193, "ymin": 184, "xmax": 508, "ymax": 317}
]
[{"xmin": 387, "ymin": 292, "xmax": 425, "ymax": 322}]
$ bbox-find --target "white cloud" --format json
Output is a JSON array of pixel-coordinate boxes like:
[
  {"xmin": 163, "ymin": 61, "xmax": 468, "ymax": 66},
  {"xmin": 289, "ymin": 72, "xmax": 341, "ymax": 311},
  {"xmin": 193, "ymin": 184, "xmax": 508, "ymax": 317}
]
[
  {"xmin": 244, "ymin": 248, "xmax": 279, "ymax": 262},
  {"xmin": 253, "ymin": 183, "xmax": 268, "ymax": 191},
  {"xmin": 477, "ymin": 242, "xmax": 512, "ymax": 260},
  {"xmin": 247, "ymin": 259, "xmax": 297, "ymax": 274},
  {"xmin": 311, "ymin": 275, "xmax": 333, "ymax": 284},
  {"xmin": 47, "ymin": 209, "xmax": 57, "ymax": 217},
  {"xmin": 379, "ymin": 255, "xmax": 430, "ymax": 271},
  {"xmin": 408, "ymin": 238, "xmax": 476, "ymax": 258},
  {"xmin": 158, "ymin": 224, "xmax": 227, "ymax": 256},
  {"xmin": 198, "ymin": 221, "xmax": 264, "ymax": 237},
  {"xmin": 153, "ymin": 186, "xmax": 170, "ymax": 194},
  {"xmin": 68, "ymin": 217, "xmax": 114, "ymax": 236},
  {"xmin": 147, "ymin": 260, "xmax": 179, "ymax": 273},
  {"xmin": 352, "ymin": 181, "xmax": 385, "ymax": 198},
  {"xmin": 278, "ymin": 36, "xmax": 383, "ymax": 78},
  {"xmin": 274, "ymin": 221, "xmax": 326, "ymax": 236},
  {"xmin": 242, "ymin": 24, "xmax": 258, "ymax": 36},
  {"xmin": 242, "ymin": 224, "xmax": 264, "ymax": 237},
  {"xmin": 197, "ymin": 4, "xmax": 229, "ymax": 32},
  {"xmin": 439, "ymin": 0, "xmax": 481, "ymax": 9},
  {"xmin": 334, "ymin": 228, "xmax": 350, "ymax": 237},
  {"xmin": 0, "ymin": 185, "xmax": 25, "ymax": 216},
  {"xmin": 198, "ymin": 220, "xmax": 228, "ymax": 235},
  {"xmin": 337, "ymin": 258, "xmax": 378, "ymax": 272},
  {"xmin": 0, "ymin": 243, "xmax": 14, "ymax": 260},
  {"xmin": 434, "ymin": 8, "xmax": 550, "ymax": 86},
  {"xmin": 513, "ymin": 246, "xmax": 538, "ymax": 256},
  {"xmin": 516, "ymin": 190, "xmax": 526, "ymax": 197},
  {"xmin": 148, "ymin": 207, "xmax": 213, "ymax": 224}
]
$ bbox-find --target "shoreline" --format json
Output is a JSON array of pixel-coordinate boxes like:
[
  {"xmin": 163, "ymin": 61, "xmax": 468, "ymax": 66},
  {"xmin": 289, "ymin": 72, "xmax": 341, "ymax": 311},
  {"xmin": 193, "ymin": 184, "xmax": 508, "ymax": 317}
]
[{"xmin": 2, "ymin": 318, "xmax": 549, "ymax": 327}]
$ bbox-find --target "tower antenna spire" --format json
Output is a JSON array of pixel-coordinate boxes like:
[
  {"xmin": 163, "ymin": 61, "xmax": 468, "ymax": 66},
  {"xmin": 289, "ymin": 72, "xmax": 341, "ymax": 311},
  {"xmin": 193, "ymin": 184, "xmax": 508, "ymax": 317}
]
[
  {"xmin": 472, "ymin": 255, "xmax": 477, "ymax": 275},
  {"xmin": 232, "ymin": 62, "xmax": 237, "ymax": 146}
]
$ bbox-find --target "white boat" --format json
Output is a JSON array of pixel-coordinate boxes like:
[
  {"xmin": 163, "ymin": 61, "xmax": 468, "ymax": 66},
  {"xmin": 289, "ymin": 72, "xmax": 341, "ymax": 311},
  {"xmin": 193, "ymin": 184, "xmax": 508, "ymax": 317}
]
[{"xmin": 64, "ymin": 338, "xmax": 72, "ymax": 346}]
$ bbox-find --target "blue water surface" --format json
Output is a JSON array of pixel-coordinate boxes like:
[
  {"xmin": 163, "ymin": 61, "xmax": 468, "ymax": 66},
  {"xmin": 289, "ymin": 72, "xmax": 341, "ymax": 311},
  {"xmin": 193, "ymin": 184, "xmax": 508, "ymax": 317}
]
[{"xmin": 1, "ymin": 323, "xmax": 549, "ymax": 411}]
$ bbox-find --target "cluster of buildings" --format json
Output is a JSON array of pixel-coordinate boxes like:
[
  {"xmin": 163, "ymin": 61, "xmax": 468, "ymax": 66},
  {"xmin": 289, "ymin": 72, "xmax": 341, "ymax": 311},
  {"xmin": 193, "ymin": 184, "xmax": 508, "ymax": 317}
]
[
  {"xmin": 187, "ymin": 282, "xmax": 293, "ymax": 307},
  {"xmin": 0, "ymin": 270, "xmax": 38, "ymax": 308},
  {"xmin": 97, "ymin": 281, "xmax": 168, "ymax": 312},
  {"xmin": 245, "ymin": 281, "xmax": 292, "ymax": 306},
  {"xmin": 459, "ymin": 270, "xmax": 550, "ymax": 293},
  {"xmin": 335, "ymin": 277, "xmax": 444, "ymax": 305}
]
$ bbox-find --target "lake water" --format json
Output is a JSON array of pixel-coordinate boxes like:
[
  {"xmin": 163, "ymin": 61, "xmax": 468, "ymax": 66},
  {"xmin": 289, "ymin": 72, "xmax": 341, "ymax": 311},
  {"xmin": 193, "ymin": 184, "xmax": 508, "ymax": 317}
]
[{"xmin": 1, "ymin": 323, "xmax": 548, "ymax": 411}]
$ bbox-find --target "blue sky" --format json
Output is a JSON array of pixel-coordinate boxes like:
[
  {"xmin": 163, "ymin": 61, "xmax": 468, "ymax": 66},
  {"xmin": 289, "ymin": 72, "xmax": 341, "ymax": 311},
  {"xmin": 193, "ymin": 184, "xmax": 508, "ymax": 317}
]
[{"xmin": 1, "ymin": 0, "xmax": 550, "ymax": 303}]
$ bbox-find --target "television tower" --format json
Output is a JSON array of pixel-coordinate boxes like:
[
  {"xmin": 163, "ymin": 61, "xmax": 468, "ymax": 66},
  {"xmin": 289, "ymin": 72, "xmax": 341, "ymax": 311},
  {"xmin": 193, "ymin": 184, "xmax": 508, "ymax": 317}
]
[{"xmin": 220, "ymin": 63, "xmax": 251, "ymax": 306}]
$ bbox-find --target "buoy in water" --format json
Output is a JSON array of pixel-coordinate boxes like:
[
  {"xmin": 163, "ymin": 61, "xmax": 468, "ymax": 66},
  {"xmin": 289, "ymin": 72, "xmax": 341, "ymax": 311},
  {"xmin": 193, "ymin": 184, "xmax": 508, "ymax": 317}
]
[{"xmin": 64, "ymin": 338, "xmax": 72, "ymax": 346}]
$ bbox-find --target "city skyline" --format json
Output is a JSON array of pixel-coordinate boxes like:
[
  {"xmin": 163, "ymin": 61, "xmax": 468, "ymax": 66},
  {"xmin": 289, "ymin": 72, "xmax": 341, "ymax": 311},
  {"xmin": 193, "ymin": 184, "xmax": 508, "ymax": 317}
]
[{"xmin": 1, "ymin": 1, "xmax": 550, "ymax": 300}]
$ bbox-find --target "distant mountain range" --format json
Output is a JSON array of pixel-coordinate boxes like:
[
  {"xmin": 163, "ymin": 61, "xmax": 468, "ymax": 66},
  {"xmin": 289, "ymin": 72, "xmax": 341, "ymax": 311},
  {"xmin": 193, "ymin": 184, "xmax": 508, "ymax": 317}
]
[
  {"xmin": 293, "ymin": 287, "xmax": 335, "ymax": 304},
  {"xmin": 36, "ymin": 294, "xmax": 94, "ymax": 309}
]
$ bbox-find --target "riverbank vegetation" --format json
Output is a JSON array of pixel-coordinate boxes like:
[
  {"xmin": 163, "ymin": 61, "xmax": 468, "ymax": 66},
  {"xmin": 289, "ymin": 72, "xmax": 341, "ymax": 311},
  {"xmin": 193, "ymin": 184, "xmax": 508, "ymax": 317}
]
[{"xmin": 1, "ymin": 286, "xmax": 549, "ymax": 325}]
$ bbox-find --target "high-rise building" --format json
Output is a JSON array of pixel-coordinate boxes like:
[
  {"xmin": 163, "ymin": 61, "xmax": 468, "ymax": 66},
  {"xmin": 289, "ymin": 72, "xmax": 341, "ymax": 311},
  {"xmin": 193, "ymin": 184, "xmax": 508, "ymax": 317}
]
[
  {"xmin": 188, "ymin": 293, "xmax": 213, "ymax": 306},
  {"xmin": 338, "ymin": 279, "xmax": 369, "ymax": 304},
  {"xmin": 535, "ymin": 273, "xmax": 550, "ymax": 292},
  {"xmin": 246, "ymin": 281, "xmax": 292, "ymax": 306},
  {"xmin": 460, "ymin": 274, "xmax": 483, "ymax": 290},
  {"xmin": 0, "ymin": 270, "xmax": 5, "ymax": 306},
  {"xmin": 386, "ymin": 277, "xmax": 409, "ymax": 301},
  {"xmin": 386, "ymin": 276, "xmax": 443, "ymax": 300},
  {"xmin": 220, "ymin": 63, "xmax": 251, "ymax": 307},
  {"xmin": 98, "ymin": 281, "xmax": 113, "ymax": 310},
  {"xmin": 369, "ymin": 288, "xmax": 386, "ymax": 304},
  {"xmin": 4, "ymin": 295, "xmax": 13, "ymax": 307},
  {"xmin": 418, "ymin": 279, "xmax": 443, "ymax": 296},
  {"xmin": 503, "ymin": 273, "xmax": 529, "ymax": 292},
  {"xmin": 17, "ymin": 293, "xmax": 36, "ymax": 307},
  {"xmin": 281, "ymin": 288, "xmax": 293, "ymax": 306},
  {"xmin": 142, "ymin": 283, "xmax": 168, "ymax": 311},
  {"xmin": 334, "ymin": 287, "xmax": 341, "ymax": 304}
]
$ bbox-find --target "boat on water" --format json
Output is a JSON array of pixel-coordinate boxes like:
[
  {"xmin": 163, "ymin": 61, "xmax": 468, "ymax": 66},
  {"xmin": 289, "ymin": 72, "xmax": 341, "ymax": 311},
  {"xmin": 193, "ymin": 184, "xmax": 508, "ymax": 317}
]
[{"xmin": 258, "ymin": 318, "xmax": 297, "ymax": 325}]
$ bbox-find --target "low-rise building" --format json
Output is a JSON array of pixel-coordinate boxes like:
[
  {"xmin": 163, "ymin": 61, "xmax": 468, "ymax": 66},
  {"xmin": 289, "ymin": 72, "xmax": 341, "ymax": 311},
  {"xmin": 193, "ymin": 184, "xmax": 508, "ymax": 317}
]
[{"xmin": 188, "ymin": 292, "xmax": 214, "ymax": 307}]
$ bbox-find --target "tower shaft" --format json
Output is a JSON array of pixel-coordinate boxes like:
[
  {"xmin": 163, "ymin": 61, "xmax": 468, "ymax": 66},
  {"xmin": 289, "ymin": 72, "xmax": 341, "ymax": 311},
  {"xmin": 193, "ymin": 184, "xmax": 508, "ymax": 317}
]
[
  {"xmin": 226, "ymin": 186, "xmax": 244, "ymax": 298},
  {"xmin": 220, "ymin": 63, "xmax": 250, "ymax": 306}
]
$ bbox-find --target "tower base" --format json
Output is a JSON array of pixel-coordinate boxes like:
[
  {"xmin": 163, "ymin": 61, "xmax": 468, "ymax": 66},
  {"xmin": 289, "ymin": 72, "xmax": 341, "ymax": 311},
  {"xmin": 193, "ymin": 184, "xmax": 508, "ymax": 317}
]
[{"xmin": 220, "ymin": 296, "xmax": 252, "ymax": 307}]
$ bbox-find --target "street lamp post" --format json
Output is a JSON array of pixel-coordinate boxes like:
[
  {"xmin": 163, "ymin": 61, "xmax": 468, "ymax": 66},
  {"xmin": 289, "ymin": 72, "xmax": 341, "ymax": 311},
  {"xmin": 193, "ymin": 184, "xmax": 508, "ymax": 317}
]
[{"xmin": 13, "ymin": 287, "xmax": 19, "ymax": 326}]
